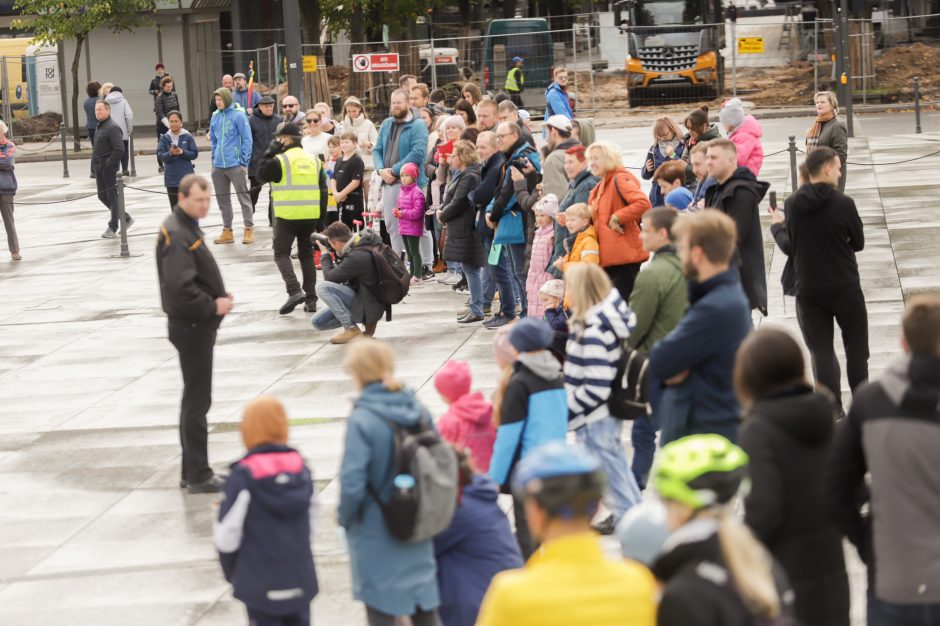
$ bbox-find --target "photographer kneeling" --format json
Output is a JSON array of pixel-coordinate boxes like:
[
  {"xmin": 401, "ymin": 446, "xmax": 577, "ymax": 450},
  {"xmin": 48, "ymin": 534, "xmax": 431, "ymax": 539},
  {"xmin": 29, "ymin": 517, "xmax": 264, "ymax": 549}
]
[{"xmin": 311, "ymin": 222, "xmax": 386, "ymax": 344}]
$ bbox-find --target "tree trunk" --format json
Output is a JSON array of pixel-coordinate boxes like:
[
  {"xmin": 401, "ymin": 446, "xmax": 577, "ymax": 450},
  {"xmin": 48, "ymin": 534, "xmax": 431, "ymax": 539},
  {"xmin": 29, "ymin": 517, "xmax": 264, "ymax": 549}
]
[
  {"xmin": 71, "ymin": 34, "xmax": 84, "ymax": 149},
  {"xmin": 349, "ymin": 0, "xmax": 369, "ymax": 105},
  {"xmin": 298, "ymin": 0, "xmax": 322, "ymax": 55}
]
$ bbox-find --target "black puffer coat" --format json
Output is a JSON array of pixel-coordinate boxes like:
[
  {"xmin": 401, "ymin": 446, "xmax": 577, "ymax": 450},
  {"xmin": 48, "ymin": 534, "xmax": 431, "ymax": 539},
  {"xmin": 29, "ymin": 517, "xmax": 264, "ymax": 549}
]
[
  {"xmin": 740, "ymin": 384, "xmax": 850, "ymax": 626},
  {"xmin": 440, "ymin": 163, "xmax": 485, "ymax": 267}
]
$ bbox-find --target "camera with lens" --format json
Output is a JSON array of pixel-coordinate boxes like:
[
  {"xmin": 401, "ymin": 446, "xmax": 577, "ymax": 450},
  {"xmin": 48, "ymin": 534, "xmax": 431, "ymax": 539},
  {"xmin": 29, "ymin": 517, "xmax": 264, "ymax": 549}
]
[
  {"xmin": 511, "ymin": 156, "xmax": 530, "ymax": 170},
  {"xmin": 311, "ymin": 232, "xmax": 333, "ymax": 252}
]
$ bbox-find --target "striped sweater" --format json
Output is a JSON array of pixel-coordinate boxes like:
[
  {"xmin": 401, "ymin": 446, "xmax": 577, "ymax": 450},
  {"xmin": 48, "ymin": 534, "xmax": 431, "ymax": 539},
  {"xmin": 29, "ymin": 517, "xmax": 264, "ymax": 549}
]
[{"xmin": 564, "ymin": 290, "xmax": 637, "ymax": 430}]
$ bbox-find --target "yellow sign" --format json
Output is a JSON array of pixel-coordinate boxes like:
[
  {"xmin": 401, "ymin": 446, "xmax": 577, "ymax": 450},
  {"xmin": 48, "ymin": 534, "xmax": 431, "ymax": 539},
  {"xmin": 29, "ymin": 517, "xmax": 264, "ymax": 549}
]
[
  {"xmin": 302, "ymin": 55, "xmax": 318, "ymax": 72},
  {"xmin": 737, "ymin": 37, "xmax": 765, "ymax": 54}
]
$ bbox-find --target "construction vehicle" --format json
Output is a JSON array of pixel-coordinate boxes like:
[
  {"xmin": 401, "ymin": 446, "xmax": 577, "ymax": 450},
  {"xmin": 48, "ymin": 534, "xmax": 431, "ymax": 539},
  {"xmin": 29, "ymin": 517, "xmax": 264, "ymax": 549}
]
[{"xmin": 615, "ymin": 0, "xmax": 725, "ymax": 107}]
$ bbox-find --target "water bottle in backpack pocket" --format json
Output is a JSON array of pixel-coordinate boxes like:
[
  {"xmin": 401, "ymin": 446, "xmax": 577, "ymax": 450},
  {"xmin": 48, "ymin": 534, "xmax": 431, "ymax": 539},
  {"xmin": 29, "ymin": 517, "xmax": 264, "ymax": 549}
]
[{"xmin": 367, "ymin": 416, "xmax": 459, "ymax": 542}]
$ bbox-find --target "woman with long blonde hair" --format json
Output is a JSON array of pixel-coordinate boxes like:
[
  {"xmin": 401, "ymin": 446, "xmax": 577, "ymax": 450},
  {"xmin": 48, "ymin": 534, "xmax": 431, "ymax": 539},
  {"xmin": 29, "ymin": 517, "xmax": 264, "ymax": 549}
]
[
  {"xmin": 563, "ymin": 263, "xmax": 642, "ymax": 535},
  {"xmin": 338, "ymin": 339, "xmax": 444, "ymax": 626},
  {"xmin": 647, "ymin": 434, "xmax": 797, "ymax": 626}
]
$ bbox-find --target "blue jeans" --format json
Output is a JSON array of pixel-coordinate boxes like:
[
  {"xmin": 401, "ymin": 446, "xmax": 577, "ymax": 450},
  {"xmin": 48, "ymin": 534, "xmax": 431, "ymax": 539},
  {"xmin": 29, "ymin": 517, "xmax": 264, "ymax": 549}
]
[
  {"xmin": 630, "ymin": 411, "xmax": 660, "ymax": 490},
  {"xmin": 481, "ymin": 235, "xmax": 517, "ymax": 318},
  {"xmin": 575, "ymin": 415, "xmax": 642, "ymax": 522},
  {"xmin": 463, "ymin": 264, "xmax": 484, "ymax": 317},
  {"xmin": 312, "ymin": 282, "xmax": 356, "ymax": 330},
  {"xmin": 506, "ymin": 243, "xmax": 527, "ymax": 317},
  {"xmin": 868, "ymin": 594, "xmax": 940, "ymax": 626}
]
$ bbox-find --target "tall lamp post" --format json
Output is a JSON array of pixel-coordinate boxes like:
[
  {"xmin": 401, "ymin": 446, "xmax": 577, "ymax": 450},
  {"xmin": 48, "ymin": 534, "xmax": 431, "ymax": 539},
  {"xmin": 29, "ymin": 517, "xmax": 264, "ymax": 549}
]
[
  {"xmin": 283, "ymin": 0, "xmax": 304, "ymax": 106},
  {"xmin": 417, "ymin": 9, "xmax": 437, "ymax": 92}
]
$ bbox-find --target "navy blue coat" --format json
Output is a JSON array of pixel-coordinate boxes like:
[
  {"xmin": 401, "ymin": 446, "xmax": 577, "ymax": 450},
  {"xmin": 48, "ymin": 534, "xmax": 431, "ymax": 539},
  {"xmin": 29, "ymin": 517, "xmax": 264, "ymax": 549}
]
[
  {"xmin": 156, "ymin": 131, "xmax": 198, "ymax": 189},
  {"xmin": 434, "ymin": 475, "xmax": 524, "ymax": 626},
  {"xmin": 215, "ymin": 444, "xmax": 318, "ymax": 615},
  {"xmin": 649, "ymin": 269, "xmax": 751, "ymax": 444}
]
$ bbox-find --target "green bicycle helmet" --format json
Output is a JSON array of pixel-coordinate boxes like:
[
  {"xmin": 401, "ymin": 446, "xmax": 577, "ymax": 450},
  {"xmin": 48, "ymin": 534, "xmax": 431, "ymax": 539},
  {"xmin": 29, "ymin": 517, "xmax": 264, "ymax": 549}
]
[{"xmin": 651, "ymin": 434, "xmax": 749, "ymax": 510}]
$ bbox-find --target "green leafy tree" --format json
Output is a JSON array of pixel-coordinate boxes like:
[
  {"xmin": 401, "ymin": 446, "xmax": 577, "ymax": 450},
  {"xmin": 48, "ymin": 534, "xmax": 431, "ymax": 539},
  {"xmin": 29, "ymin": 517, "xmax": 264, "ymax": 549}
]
[{"xmin": 13, "ymin": 0, "xmax": 156, "ymax": 145}]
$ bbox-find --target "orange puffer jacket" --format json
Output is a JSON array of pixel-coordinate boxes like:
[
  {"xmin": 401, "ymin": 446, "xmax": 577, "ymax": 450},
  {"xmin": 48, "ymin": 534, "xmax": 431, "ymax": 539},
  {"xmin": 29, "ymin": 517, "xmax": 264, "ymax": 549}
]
[{"xmin": 589, "ymin": 168, "xmax": 651, "ymax": 268}]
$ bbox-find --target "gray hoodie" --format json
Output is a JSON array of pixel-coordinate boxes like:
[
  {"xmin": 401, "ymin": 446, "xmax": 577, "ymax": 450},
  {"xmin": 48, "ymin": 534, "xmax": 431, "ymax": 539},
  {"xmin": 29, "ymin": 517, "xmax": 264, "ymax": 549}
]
[{"xmin": 104, "ymin": 91, "xmax": 134, "ymax": 140}]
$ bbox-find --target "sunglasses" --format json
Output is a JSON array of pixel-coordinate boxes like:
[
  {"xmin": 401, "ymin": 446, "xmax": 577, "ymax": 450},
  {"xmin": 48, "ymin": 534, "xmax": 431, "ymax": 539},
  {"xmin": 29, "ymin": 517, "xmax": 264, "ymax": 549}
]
[
  {"xmin": 283, "ymin": 104, "xmax": 298, "ymax": 108},
  {"xmin": 306, "ymin": 118, "xmax": 320, "ymax": 124}
]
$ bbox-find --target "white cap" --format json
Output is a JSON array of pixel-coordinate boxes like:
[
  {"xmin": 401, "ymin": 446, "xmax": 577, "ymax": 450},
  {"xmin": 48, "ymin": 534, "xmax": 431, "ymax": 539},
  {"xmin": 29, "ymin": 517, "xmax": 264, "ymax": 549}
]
[{"xmin": 545, "ymin": 114, "xmax": 573, "ymax": 133}]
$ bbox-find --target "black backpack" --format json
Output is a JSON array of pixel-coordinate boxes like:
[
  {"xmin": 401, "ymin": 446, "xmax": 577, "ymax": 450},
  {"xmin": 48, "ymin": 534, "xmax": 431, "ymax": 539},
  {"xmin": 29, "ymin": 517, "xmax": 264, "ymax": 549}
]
[
  {"xmin": 366, "ymin": 416, "xmax": 458, "ymax": 543},
  {"xmin": 364, "ymin": 242, "xmax": 410, "ymax": 306},
  {"xmin": 608, "ymin": 339, "xmax": 650, "ymax": 420}
]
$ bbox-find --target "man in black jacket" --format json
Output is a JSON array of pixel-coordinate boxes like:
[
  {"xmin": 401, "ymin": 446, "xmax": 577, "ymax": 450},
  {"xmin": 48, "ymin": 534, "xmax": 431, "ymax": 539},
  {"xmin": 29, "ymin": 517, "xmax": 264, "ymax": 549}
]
[
  {"xmin": 154, "ymin": 75, "xmax": 180, "ymax": 173},
  {"xmin": 93, "ymin": 100, "xmax": 131, "ymax": 239},
  {"xmin": 787, "ymin": 146, "xmax": 868, "ymax": 410},
  {"xmin": 311, "ymin": 222, "xmax": 386, "ymax": 345},
  {"xmin": 704, "ymin": 139, "xmax": 769, "ymax": 315},
  {"xmin": 156, "ymin": 175, "xmax": 233, "ymax": 494},
  {"xmin": 248, "ymin": 95, "xmax": 282, "ymax": 222}
]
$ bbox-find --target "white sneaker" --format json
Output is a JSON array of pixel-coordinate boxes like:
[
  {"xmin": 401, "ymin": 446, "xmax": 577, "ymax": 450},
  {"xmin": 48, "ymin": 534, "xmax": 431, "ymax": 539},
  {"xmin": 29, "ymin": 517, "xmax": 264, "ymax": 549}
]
[
  {"xmin": 437, "ymin": 271, "xmax": 454, "ymax": 284},
  {"xmin": 443, "ymin": 272, "xmax": 463, "ymax": 286}
]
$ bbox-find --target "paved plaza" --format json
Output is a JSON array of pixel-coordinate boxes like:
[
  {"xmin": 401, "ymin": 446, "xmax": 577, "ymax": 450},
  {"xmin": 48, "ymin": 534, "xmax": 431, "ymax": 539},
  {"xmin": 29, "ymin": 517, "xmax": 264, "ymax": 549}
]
[{"xmin": 1, "ymin": 120, "xmax": 938, "ymax": 624}]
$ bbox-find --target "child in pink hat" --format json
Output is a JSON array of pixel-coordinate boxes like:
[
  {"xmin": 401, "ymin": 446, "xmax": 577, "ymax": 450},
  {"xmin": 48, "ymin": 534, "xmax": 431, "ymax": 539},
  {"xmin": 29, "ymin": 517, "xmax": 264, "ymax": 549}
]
[
  {"xmin": 435, "ymin": 360, "xmax": 496, "ymax": 473},
  {"xmin": 392, "ymin": 162, "xmax": 426, "ymax": 282}
]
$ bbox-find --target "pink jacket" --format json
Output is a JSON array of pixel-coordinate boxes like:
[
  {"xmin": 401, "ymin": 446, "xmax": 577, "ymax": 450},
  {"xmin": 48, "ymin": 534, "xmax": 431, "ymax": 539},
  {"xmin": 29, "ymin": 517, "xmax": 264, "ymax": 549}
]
[
  {"xmin": 525, "ymin": 224, "xmax": 555, "ymax": 320},
  {"xmin": 729, "ymin": 114, "xmax": 764, "ymax": 176},
  {"xmin": 396, "ymin": 183, "xmax": 426, "ymax": 237},
  {"xmin": 438, "ymin": 391, "xmax": 496, "ymax": 473}
]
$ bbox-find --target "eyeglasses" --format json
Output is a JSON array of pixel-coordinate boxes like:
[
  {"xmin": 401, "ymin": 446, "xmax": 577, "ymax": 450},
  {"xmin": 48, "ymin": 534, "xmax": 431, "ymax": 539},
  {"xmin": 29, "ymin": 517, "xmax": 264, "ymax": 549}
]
[
  {"xmin": 306, "ymin": 118, "xmax": 320, "ymax": 124},
  {"xmin": 496, "ymin": 133, "xmax": 513, "ymax": 140},
  {"xmin": 283, "ymin": 104, "xmax": 298, "ymax": 109}
]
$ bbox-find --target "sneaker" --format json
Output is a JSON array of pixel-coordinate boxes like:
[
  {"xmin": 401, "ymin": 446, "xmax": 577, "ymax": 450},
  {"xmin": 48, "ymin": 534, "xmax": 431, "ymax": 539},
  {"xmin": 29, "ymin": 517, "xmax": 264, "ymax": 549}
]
[
  {"xmin": 592, "ymin": 515, "xmax": 616, "ymax": 536},
  {"xmin": 437, "ymin": 271, "xmax": 454, "ymax": 284},
  {"xmin": 122, "ymin": 170, "xmax": 130, "ymax": 177},
  {"xmin": 125, "ymin": 216, "xmax": 135, "ymax": 231},
  {"xmin": 452, "ymin": 277, "xmax": 468, "ymax": 292},
  {"xmin": 458, "ymin": 313, "xmax": 484, "ymax": 324},
  {"xmin": 11, "ymin": 251, "xmax": 21, "ymax": 261},
  {"xmin": 330, "ymin": 326, "xmax": 362, "ymax": 344},
  {"xmin": 101, "ymin": 228, "xmax": 117, "ymax": 239},
  {"xmin": 484, "ymin": 314, "xmax": 514, "ymax": 330},
  {"xmin": 456, "ymin": 307, "xmax": 470, "ymax": 319},
  {"xmin": 421, "ymin": 267, "xmax": 435, "ymax": 280},
  {"xmin": 187, "ymin": 474, "xmax": 224, "ymax": 494},
  {"xmin": 303, "ymin": 300, "xmax": 317, "ymax": 313},
  {"xmin": 443, "ymin": 272, "xmax": 463, "ymax": 286},
  {"xmin": 410, "ymin": 276, "xmax": 421, "ymax": 285},
  {"xmin": 279, "ymin": 292, "xmax": 306, "ymax": 315}
]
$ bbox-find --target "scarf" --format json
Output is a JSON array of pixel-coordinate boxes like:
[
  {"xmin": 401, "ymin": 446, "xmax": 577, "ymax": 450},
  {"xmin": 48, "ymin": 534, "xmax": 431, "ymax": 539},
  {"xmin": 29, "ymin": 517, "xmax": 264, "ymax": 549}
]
[{"xmin": 805, "ymin": 110, "xmax": 835, "ymax": 152}]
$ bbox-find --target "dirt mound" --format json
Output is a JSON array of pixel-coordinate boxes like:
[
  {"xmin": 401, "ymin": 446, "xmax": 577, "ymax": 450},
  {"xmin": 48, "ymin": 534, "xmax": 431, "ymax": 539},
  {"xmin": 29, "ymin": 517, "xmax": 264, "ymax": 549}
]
[
  {"xmin": 12, "ymin": 112, "xmax": 63, "ymax": 142},
  {"xmin": 875, "ymin": 42, "xmax": 940, "ymax": 94}
]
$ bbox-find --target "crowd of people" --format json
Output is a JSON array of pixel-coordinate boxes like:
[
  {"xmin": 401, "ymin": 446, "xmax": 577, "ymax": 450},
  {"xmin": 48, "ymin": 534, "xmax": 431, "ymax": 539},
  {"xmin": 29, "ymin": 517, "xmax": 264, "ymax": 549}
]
[{"xmin": 124, "ymin": 59, "xmax": 938, "ymax": 626}]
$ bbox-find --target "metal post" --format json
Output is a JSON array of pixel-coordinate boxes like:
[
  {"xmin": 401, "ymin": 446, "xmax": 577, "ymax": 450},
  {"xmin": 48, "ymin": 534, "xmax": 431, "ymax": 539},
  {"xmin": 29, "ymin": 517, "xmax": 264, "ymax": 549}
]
[
  {"xmin": 788, "ymin": 134, "xmax": 798, "ymax": 193},
  {"xmin": 731, "ymin": 20, "xmax": 737, "ymax": 98},
  {"xmin": 117, "ymin": 176, "xmax": 130, "ymax": 258},
  {"xmin": 813, "ymin": 18, "xmax": 819, "ymax": 94},
  {"xmin": 833, "ymin": 4, "xmax": 845, "ymax": 104},
  {"xmin": 587, "ymin": 22, "xmax": 596, "ymax": 114},
  {"xmin": 571, "ymin": 27, "xmax": 578, "ymax": 111},
  {"xmin": 428, "ymin": 12, "xmax": 438, "ymax": 92},
  {"xmin": 60, "ymin": 122, "xmax": 69, "ymax": 179},
  {"xmin": 1, "ymin": 57, "xmax": 11, "ymax": 141},
  {"xmin": 914, "ymin": 77, "xmax": 922, "ymax": 133},
  {"xmin": 840, "ymin": 0, "xmax": 854, "ymax": 137},
  {"xmin": 283, "ymin": 0, "xmax": 304, "ymax": 107},
  {"xmin": 128, "ymin": 131, "xmax": 137, "ymax": 177}
]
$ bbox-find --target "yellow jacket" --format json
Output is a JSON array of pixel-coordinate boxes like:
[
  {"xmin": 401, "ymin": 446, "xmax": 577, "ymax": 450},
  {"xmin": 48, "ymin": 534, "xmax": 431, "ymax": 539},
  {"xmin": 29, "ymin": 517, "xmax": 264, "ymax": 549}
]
[
  {"xmin": 562, "ymin": 225, "xmax": 601, "ymax": 273},
  {"xmin": 475, "ymin": 532, "xmax": 658, "ymax": 626}
]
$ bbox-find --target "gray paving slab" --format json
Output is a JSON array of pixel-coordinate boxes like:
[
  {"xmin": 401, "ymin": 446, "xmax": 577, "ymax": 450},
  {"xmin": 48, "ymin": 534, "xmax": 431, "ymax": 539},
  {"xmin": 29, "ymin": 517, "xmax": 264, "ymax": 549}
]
[{"xmin": 1, "ymin": 127, "xmax": 937, "ymax": 624}]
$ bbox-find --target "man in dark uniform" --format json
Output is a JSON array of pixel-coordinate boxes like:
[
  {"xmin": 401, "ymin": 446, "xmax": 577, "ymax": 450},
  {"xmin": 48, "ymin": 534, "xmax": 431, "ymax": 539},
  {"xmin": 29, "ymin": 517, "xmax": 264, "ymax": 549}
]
[{"xmin": 156, "ymin": 174, "xmax": 233, "ymax": 494}]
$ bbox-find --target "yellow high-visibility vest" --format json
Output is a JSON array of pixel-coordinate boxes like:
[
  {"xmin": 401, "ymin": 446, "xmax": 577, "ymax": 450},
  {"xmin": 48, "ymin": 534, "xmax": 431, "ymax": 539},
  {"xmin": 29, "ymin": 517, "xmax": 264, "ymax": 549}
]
[
  {"xmin": 505, "ymin": 67, "xmax": 524, "ymax": 92},
  {"xmin": 272, "ymin": 146, "xmax": 322, "ymax": 220}
]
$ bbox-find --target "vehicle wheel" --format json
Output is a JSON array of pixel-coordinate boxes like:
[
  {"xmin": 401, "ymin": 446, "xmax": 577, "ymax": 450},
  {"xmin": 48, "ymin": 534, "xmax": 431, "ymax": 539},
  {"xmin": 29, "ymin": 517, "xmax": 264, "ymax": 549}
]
[{"xmin": 628, "ymin": 89, "xmax": 642, "ymax": 108}]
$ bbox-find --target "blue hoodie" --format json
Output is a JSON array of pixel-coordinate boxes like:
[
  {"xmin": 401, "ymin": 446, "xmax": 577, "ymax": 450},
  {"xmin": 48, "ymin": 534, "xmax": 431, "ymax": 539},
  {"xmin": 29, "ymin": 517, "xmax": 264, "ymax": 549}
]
[
  {"xmin": 214, "ymin": 444, "xmax": 318, "ymax": 615},
  {"xmin": 434, "ymin": 475, "xmax": 524, "ymax": 626},
  {"xmin": 210, "ymin": 104, "xmax": 252, "ymax": 168},
  {"xmin": 338, "ymin": 382, "xmax": 441, "ymax": 616}
]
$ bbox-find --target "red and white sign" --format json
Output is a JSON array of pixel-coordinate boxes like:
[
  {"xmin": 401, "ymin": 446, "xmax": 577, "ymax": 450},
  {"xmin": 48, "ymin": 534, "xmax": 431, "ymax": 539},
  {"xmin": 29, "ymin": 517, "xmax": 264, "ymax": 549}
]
[
  {"xmin": 433, "ymin": 55, "xmax": 455, "ymax": 64},
  {"xmin": 352, "ymin": 53, "xmax": 400, "ymax": 73}
]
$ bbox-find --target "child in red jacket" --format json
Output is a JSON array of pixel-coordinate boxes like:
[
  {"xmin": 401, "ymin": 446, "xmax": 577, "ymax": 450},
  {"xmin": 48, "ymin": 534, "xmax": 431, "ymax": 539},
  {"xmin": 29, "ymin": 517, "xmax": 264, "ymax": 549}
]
[{"xmin": 435, "ymin": 360, "xmax": 496, "ymax": 473}]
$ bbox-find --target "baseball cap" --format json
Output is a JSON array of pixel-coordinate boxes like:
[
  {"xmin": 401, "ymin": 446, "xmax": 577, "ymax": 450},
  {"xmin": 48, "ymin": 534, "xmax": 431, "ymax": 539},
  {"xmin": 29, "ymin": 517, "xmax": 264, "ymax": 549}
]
[
  {"xmin": 276, "ymin": 122, "xmax": 303, "ymax": 138},
  {"xmin": 545, "ymin": 114, "xmax": 573, "ymax": 133}
]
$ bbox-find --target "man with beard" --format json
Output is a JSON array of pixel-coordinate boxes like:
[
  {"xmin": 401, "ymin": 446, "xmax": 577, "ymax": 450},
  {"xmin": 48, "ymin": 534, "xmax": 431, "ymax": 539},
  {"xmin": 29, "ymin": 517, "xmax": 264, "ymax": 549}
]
[
  {"xmin": 703, "ymin": 138, "xmax": 770, "ymax": 316},
  {"xmin": 476, "ymin": 100, "xmax": 499, "ymax": 133},
  {"xmin": 373, "ymin": 89, "xmax": 429, "ymax": 255},
  {"xmin": 648, "ymin": 210, "xmax": 751, "ymax": 445}
]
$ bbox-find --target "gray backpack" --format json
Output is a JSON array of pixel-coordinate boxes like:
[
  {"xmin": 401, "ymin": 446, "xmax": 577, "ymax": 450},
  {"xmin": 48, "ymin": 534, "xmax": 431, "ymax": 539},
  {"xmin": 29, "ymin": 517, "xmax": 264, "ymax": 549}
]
[{"xmin": 368, "ymin": 416, "xmax": 458, "ymax": 542}]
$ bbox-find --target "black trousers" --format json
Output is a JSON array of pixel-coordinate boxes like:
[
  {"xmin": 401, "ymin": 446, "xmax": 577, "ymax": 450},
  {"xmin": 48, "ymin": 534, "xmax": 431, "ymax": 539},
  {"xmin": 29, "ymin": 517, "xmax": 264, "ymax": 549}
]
[
  {"xmin": 168, "ymin": 318, "xmax": 218, "ymax": 484},
  {"xmin": 167, "ymin": 187, "xmax": 179, "ymax": 210},
  {"xmin": 121, "ymin": 139, "xmax": 129, "ymax": 173},
  {"xmin": 96, "ymin": 169, "xmax": 128, "ymax": 231},
  {"xmin": 156, "ymin": 121, "xmax": 168, "ymax": 165},
  {"xmin": 512, "ymin": 493, "xmax": 537, "ymax": 560},
  {"xmin": 796, "ymin": 288, "xmax": 870, "ymax": 408},
  {"xmin": 508, "ymin": 91, "xmax": 524, "ymax": 107},
  {"xmin": 605, "ymin": 262, "xmax": 642, "ymax": 302},
  {"xmin": 273, "ymin": 217, "xmax": 317, "ymax": 299}
]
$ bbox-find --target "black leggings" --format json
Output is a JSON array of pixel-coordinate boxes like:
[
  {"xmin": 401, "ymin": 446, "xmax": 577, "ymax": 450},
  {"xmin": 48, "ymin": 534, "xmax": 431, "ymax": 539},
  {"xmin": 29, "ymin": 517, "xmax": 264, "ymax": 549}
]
[
  {"xmin": 402, "ymin": 235, "xmax": 422, "ymax": 277},
  {"xmin": 167, "ymin": 187, "xmax": 178, "ymax": 209}
]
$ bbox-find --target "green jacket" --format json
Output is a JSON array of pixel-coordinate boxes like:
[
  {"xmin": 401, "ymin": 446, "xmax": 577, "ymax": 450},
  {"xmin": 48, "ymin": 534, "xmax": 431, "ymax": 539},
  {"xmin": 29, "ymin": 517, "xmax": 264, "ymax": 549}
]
[{"xmin": 627, "ymin": 245, "xmax": 689, "ymax": 352}]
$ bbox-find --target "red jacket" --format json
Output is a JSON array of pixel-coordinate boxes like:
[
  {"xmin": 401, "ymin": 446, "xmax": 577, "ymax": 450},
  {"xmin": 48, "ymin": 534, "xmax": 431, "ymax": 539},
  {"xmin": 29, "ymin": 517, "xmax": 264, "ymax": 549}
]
[{"xmin": 589, "ymin": 168, "xmax": 651, "ymax": 267}]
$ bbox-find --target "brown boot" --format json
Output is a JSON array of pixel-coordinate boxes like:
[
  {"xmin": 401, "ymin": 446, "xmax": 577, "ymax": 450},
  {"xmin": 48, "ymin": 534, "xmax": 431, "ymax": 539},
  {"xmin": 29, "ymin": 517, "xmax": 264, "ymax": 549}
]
[
  {"xmin": 242, "ymin": 227, "xmax": 254, "ymax": 244},
  {"xmin": 364, "ymin": 322, "xmax": 377, "ymax": 337},
  {"xmin": 330, "ymin": 326, "xmax": 362, "ymax": 344},
  {"xmin": 214, "ymin": 228, "xmax": 234, "ymax": 244}
]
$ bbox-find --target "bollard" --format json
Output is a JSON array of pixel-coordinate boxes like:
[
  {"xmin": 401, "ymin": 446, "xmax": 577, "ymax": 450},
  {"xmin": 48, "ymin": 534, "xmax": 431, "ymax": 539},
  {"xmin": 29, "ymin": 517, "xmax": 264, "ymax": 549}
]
[
  {"xmin": 914, "ymin": 77, "xmax": 922, "ymax": 134},
  {"xmin": 128, "ymin": 131, "xmax": 137, "ymax": 177},
  {"xmin": 788, "ymin": 135, "xmax": 798, "ymax": 193},
  {"xmin": 117, "ymin": 176, "xmax": 130, "ymax": 258},
  {"xmin": 60, "ymin": 122, "xmax": 70, "ymax": 179}
]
